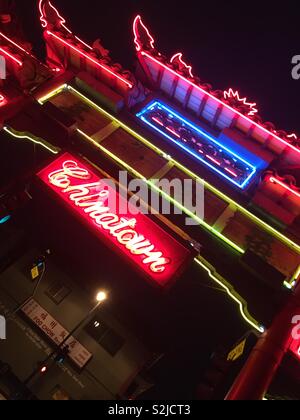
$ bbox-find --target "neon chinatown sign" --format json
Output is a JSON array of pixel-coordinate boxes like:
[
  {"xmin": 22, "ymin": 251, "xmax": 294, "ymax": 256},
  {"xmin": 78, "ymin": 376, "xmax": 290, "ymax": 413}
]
[{"xmin": 38, "ymin": 153, "xmax": 191, "ymax": 287}]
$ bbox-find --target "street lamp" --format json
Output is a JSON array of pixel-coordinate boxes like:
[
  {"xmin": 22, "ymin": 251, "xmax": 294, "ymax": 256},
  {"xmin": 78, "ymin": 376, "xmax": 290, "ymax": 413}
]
[
  {"xmin": 96, "ymin": 291, "xmax": 107, "ymax": 303},
  {"xmin": 24, "ymin": 290, "xmax": 108, "ymax": 386}
]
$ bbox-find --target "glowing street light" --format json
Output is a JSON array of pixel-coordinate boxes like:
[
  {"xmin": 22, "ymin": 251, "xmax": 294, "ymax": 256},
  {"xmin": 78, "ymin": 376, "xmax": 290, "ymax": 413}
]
[
  {"xmin": 25, "ymin": 289, "xmax": 110, "ymax": 386},
  {"xmin": 96, "ymin": 291, "xmax": 107, "ymax": 303}
]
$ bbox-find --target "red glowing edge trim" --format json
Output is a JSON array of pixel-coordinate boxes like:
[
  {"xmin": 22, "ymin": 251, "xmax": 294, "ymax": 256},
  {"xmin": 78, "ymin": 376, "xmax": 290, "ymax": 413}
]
[
  {"xmin": 74, "ymin": 36, "xmax": 93, "ymax": 51},
  {"xmin": 170, "ymin": 53, "xmax": 194, "ymax": 78},
  {"xmin": 133, "ymin": 15, "xmax": 155, "ymax": 52},
  {"xmin": 39, "ymin": 0, "xmax": 71, "ymax": 32},
  {"xmin": 0, "ymin": 32, "xmax": 29, "ymax": 55},
  {"xmin": 269, "ymin": 176, "xmax": 300, "ymax": 199},
  {"xmin": 289, "ymin": 337, "xmax": 300, "ymax": 360},
  {"xmin": 46, "ymin": 31, "xmax": 133, "ymax": 89},
  {"xmin": 39, "ymin": 0, "xmax": 93, "ymax": 50},
  {"xmin": 140, "ymin": 51, "xmax": 300, "ymax": 156},
  {"xmin": 224, "ymin": 88, "xmax": 258, "ymax": 117},
  {"xmin": 38, "ymin": 153, "xmax": 191, "ymax": 286},
  {"xmin": 0, "ymin": 93, "xmax": 6, "ymax": 107},
  {"xmin": 0, "ymin": 47, "xmax": 22, "ymax": 66}
]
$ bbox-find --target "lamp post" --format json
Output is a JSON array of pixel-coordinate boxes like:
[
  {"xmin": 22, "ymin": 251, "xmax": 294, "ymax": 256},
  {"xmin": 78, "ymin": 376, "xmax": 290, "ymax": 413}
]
[
  {"xmin": 7, "ymin": 248, "xmax": 52, "ymax": 317},
  {"xmin": 225, "ymin": 282, "xmax": 300, "ymax": 400},
  {"xmin": 8, "ymin": 259, "xmax": 47, "ymax": 317},
  {"xmin": 24, "ymin": 290, "xmax": 108, "ymax": 387}
]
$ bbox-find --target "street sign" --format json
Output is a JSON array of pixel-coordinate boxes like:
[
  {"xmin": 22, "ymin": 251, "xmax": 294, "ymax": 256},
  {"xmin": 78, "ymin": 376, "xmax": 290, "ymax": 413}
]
[
  {"xmin": 30, "ymin": 266, "xmax": 39, "ymax": 280},
  {"xmin": 22, "ymin": 299, "xmax": 92, "ymax": 369},
  {"xmin": 227, "ymin": 339, "xmax": 247, "ymax": 362}
]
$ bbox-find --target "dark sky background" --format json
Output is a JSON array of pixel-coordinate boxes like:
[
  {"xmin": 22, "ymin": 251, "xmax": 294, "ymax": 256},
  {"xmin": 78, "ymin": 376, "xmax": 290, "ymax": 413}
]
[{"xmin": 17, "ymin": 0, "xmax": 300, "ymax": 133}]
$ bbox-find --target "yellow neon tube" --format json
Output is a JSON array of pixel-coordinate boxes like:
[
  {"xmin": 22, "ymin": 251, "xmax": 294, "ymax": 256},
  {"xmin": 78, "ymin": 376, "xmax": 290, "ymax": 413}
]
[
  {"xmin": 64, "ymin": 85, "xmax": 300, "ymax": 255},
  {"xmin": 77, "ymin": 128, "xmax": 244, "ymax": 254},
  {"xmin": 37, "ymin": 84, "xmax": 300, "ymax": 285},
  {"xmin": 3, "ymin": 126, "xmax": 60, "ymax": 154},
  {"xmin": 194, "ymin": 256, "xmax": 264, "ymax": 333}
]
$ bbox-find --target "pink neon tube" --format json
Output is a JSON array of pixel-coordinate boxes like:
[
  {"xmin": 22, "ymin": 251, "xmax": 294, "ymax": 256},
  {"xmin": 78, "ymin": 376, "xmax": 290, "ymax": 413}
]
[
  {"xmin": 269, "ymin": 177, "xmax": 300, "ymax": 199},
  {"xmin": 0, "ymin": 47, "xmax": 22, "ymax": 66},
  {"xmin": 47, "ymin": 31, "xmax": 133, "ymax": 89}
]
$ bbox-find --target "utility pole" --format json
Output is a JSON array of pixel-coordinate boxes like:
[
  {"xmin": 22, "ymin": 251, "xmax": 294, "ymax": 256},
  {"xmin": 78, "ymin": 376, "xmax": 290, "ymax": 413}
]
[
  {"xmin": 225, "ymin": 283, "xmax": 300, "ymax": 400},
  {"xmin": 24, "ymin": 291, "xmax": 108, "ymax": 387}
]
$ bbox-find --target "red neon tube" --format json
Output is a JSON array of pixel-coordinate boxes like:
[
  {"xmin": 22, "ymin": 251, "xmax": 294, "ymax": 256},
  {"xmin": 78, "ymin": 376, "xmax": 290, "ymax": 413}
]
[
  {"xmin": 46, "ymin": 31, "xmax": 133, "ymax": 89},
  {"xmin": 289, "ymin": 336, "xmax": 300, "ymax": 360},
  {"xmin": 0, "ymin": 47, "xmax": 22, "ymax": 66},
  {"xmin": 133, "ymin": 15, "xmax": 155, "ymax": 52},
  {"xmin": 0, "ymin": 32, "xmax": 29, "ymax": 55},
  {"xmin": 269, "ymin": 177, "xmax": 300, "ymax": 199},
  {"xmin": 170, "ymin": 53, "xmax": 194, "ymax": 78},
  {"xmin": 206, "ymin": 155, "xmax": 221, "ymax": 166},
  {"xmin": 152, "ymin": 117, "xmax": 164, "ymax": 126},
  {"xmin": 224, "ymin": 88, "xmax": 258, "ymax": 117},
  {"xmin": 166, "ymin": 126, "xmax": 181, "ymax": 138},
  {"xmin": 225, "ymin": 167, "xmax": 238, "ymax": 178},
  {"xmin": 39, "ymin": 0, "xmax": 93, "ymax": 50}
]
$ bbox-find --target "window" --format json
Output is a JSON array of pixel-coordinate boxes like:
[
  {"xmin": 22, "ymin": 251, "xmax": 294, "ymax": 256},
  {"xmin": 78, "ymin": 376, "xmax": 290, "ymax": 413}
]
[
  {"xmin": 85, "ymin": 319, "xmax": 109, "ymax": 341},
  {"xmin": 85, "ymin": 317, "xmax": 124, "ymax": 357},
  {"xmin": 52, "ymin": 385, "xmax": 71, "ymax": 401},
  {"xmin": 100, "ymin": 329, "xmax": 124, "ymax": 356},
  {"xmin": 45, "ymin": 281, "xmax": 71, "ymax": 305}
]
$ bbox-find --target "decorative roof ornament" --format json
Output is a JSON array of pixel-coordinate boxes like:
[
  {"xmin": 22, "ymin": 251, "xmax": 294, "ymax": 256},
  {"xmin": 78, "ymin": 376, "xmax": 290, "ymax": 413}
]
[
  {"xmin": 287, "ymin": 133, "xmax": 299, "ymax": 142},
  {"xmin": 224, "ymin": 88, "xmax": 258, "ymax": 117},
  {"xmin": 133, "ymin": 15, "xmax": 155, "ymax": 52},
  {"xmin": 39, "ymin": 0, "xmax": 71, "ymax": 33},
  {"xmin": 170, "ymin": 53, "xmax": 194, "ymax": 78}
]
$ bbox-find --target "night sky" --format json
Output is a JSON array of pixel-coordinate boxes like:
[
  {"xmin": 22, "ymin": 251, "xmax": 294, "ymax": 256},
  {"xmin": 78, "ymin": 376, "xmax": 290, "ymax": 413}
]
[{"xmin": 17, "ymin": 0, "xmax": 300, "ymax": 134}]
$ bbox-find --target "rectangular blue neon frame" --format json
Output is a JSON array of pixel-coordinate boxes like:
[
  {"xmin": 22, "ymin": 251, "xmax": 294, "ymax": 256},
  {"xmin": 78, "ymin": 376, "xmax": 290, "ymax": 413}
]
[{"xmin": 137, "ymin": 101, "xmax": 257, "ymax": 189}]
